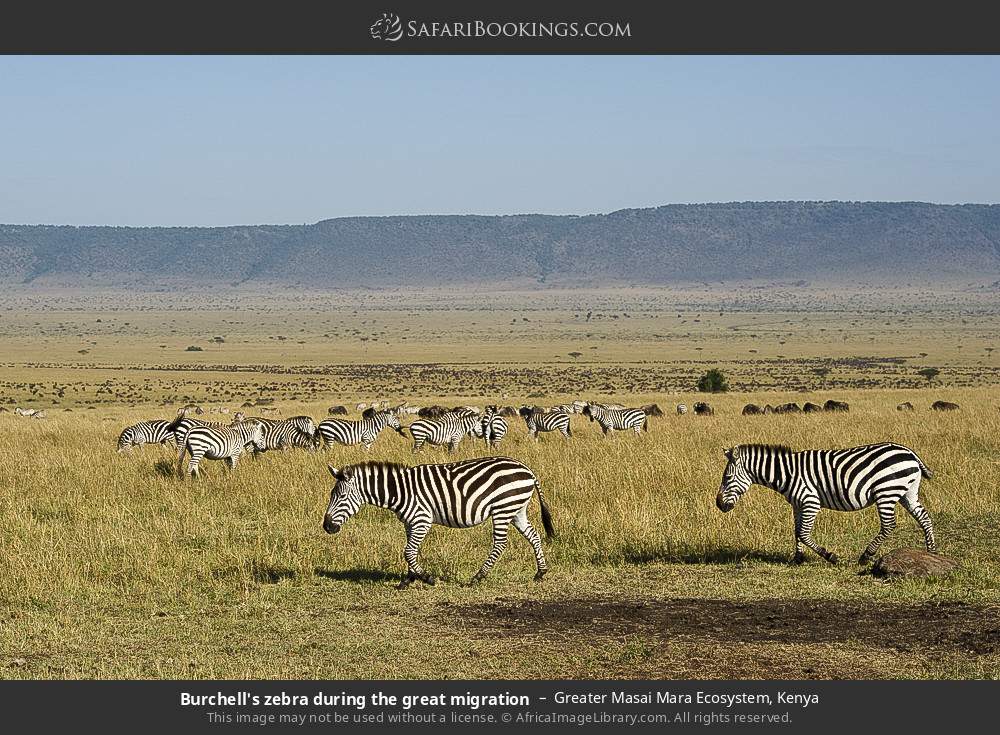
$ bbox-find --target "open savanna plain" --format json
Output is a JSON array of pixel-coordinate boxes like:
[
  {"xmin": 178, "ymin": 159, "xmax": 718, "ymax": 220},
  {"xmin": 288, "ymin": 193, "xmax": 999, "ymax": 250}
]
[{"xmin": 1, "ymin": 285, "xmax": 999, "ymax": 680}]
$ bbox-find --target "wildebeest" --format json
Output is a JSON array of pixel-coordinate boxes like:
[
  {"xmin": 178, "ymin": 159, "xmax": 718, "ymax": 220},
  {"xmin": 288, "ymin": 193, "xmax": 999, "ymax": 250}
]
[
  {"xmin": 763, "ymin": 404, "xmax": 775, "ymax": 414},
  {"xmin": 497, "ymin": 406, "xmax": 518, "ymax": 417},
  {"xmin": 803, "ymin": 402, "xmax": 823, "ymax": 413},
  {"xmin": 897, "ymin": 402, "xmax": 915, "ymax": 411},
  {"xmin": 327, "ymin": 405, "xmax": 349, "ymax": 416},
  {"xmin": 742, "ymin": 404, "xmax": 763, "ymax": 416},
  {"xmin": 417, "ymin": 405, "xmax": 451, "ymax": 419},
  {"xmin": 824, "ymin": 400, "xmax": 850, "ymax": 412},
  {"xmin": 641, "ymin": 403, "xmax": 664, "ymax": 417},
  {"xmin": 931, "ymin": 400, "xmax": 959, "ymax": 411},
  {"xmin": 693, "ymin": 402, "xmax": 714, "ymax": 416},
  {"xmin": 773, "ymin": 402, "xmax": 801, "ymax": 414}
]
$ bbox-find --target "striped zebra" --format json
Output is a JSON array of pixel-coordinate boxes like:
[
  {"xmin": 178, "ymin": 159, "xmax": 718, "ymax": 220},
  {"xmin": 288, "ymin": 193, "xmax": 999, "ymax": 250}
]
[
  {"xmin": 232, "ymin": 413, "xmax": 316, "ymax": 452},
  {"xmin": 176, "ymin": 420, "xmax": 267, "ymax": 478},
  {"xmin": 322, "ymin": 457, "xmax": 555, "ymax": 587},
  {"xmin": 316, "ymin": 408, "xmax": 403, "ymax": 451},
  {"xmin": 117, "ymin": 420, "xmax": 176, "ymax": 453},
  {"xmin": 480, "ymin": 407, "xmax": 509, "ymax": 448},
  {"xmin": 408, "ymin": 412, "xmax": 483, "ymax": 452},
  {"xmin": 518, "ymin": 407, "xmax": 571, "ymax": 440},
  {"xmin": 165, "ymin": 409, "xmax": 230, "ymax": 447},
  {"xmin": 582, "ymin": 402, "xmax": 646, "ymax": 436},
  {"xmin": 716, "ymin": 443, "xmax": 936, "ymax": 565}
]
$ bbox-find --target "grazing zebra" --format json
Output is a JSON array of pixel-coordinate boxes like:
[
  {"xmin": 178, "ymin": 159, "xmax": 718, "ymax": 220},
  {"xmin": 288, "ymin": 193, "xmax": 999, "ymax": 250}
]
[
  {"xmin": 676, "ymin": 404, "xmax": 688, "ymax": 415},
  {"xmin": 231, "ymin": 413, "xmax": 316, "ymax": 452},
  {"xmin": 518, "ymin": 406, "xmax": 571, "ymax": 440},
  {"xmin": 177, "ymin": 421, "xmax": 267, "ymax": 478},
  {"xmin": 165, "ymin": 409, "xmax": 230, "ymax": 447},
  {"xmin": 316, "ymin": 408, "xmax": 404, "ymax": 451},
  {"xmin": 716, "ymin": 443, "xmax": 936, "ymax": 565},
  {"xmin": 408, "ymin": 412, "xmax": 483, "ymax": 452},
  {"xmin": 480, "ymin": 407, "xmax": 509, "ymax": 448},
  {"xmin": 117, "ymin": 419, "xmax": 176, "ymax": 453},
  {"xmin": 582, "ymin": 402, "xmax": 646, "ymax": 436},
  {"xmin": 322, "ymin": 457, "xmax": 555, "ymax": 587}
]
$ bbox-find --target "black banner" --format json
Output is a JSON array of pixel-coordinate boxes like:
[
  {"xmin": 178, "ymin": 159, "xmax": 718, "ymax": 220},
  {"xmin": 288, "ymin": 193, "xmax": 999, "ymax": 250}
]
[
  {"xmin": 2, "ymin": 0, "xmax": 1000, "ymax": 53},
  {"xmin": 1, "ymin": 680, "xmax": 995, "ymax": 733}
]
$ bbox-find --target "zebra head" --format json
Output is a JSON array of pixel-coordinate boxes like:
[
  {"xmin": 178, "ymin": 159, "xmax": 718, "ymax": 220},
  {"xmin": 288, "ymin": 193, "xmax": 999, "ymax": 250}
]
[
  {"xmin": 582, "ymin": 403, "xmax": 597, "ymax": 421},
  {"xmin": 323, "ymin": 464, "xmax": 365, "ymax": 534},
  {"xmin": 383, "ymin": 410, "xmax": 405, "ymax": 435},
  {"xmin": 717, "ymin": 445, "xmax": 753, "ymax": 512}
]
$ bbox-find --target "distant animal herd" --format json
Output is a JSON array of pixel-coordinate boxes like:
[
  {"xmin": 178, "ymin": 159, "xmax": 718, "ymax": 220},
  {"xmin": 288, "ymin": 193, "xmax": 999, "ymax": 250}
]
[{"xmin": 99, "ymin": 395, "xmax": 953, "ymax": 588}]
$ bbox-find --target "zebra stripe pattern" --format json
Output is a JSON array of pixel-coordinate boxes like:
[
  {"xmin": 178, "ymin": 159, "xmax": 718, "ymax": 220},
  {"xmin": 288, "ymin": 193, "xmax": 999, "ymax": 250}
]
[
  {"xmin": 322, "ymin": 457, "xmax": 555, "ymax": 587},
  {"xmin": 582, "ymin": 402, "xmax": 646, "ymax": 436},
  {"xmin": 117, "ymin": 420, "xmax": 176, "ymax": 453},
  {"xmin": 408, "ymin": 412, "xmax": 483, "ymax": 452},
  {"xmin": 232, "ymin": 414, "xmax": 316, "ymax": 452},
  {"xmin": 480, "ymin": 407, "xmax": 508, "ymax": 448},
  {"xmin": 176, "ymin": 420, "xmax": 267, "ymax": 478},
  {"xmin": 716, "ymin": 443, "xmax": 936, "ymax": 564},
  {"xmin": 165, "ymin": 409, "xmax": 230, "ymax": 447},
  {"xmin": 316, "ymin": 409, "xmax": 403, "ymax": 451},
  {"xmin": 518, "ymin": 407, "xmax": 571, "ymax": 440}
]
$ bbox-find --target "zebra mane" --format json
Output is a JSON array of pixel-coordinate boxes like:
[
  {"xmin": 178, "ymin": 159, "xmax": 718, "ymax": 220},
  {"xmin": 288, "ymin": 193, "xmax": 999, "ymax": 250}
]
[
  {"xmin": 345, "ymin": 461, "xmax": 410, "ymax": 474},
  {"xmin": 740, "ymin": 443, "xmax": 795, "ymax": 454}
]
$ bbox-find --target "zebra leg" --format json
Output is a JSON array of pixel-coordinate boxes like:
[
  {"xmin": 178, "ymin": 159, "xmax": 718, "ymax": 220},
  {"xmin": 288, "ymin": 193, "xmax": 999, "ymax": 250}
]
[
  {"xmin": 187, "ymin": 451, "xmax": 203, "ymax": 479},
  {"xmin": 900, "ymin": 493, "xmax": 937, "ymax": 553},
  {"xmin": 447, "ymin": 437, "xmax": 458, "ymax": 453},
  {"xmin": 512, "ymin": 507, "xmax": 548, "ymax": 581},
  {"xmin": 398, "ymin": 520, "xmax": 434, "ymax": 589},
  {"xmin": 859, "ymin": 497, "xmax": 899, "ymax": 564},
  {"xmin": 471, "ymin": 518, "xmax": 511, "ymax": 584},
  {"xmin": 226, "ymin": 454, "xmax": 238, "ymax": 470},
  {"xmin": 793, "ymin": 504, "xmax": 837, "ymax": 563}
]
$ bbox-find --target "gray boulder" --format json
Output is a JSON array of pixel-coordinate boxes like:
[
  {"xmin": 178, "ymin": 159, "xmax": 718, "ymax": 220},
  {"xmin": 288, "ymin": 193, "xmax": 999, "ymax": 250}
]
[{"xmin": 871, "ymin": 548, "xmax": 960, "ymax": 579}]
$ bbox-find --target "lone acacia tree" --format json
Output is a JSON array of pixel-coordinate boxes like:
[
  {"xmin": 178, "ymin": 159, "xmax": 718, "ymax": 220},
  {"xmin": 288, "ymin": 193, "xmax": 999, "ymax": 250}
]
[
  {"xmin": 917, "ymin": 367, "xmax": 940, "ymax": 382},
  {"xmin": 697, "ymin": 368, "xmax": 729, "ymax": 393}
]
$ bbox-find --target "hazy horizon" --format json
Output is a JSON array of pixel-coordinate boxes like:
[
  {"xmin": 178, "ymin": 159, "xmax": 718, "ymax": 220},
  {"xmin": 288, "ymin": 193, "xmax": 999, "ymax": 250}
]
[{"xmin": 2, "ymin": 56, "xmax": 999, "ymax": 226}]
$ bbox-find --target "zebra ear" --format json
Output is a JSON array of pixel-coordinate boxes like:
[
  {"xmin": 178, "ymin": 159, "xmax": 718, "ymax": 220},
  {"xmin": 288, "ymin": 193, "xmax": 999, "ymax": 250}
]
[
  {"xmin": 724, "ymin": 447, "xmax": 733, "ymax": 460},
  {"xmin": 327, "ymin": 464, "xmax": 341, "ymax": 480}
]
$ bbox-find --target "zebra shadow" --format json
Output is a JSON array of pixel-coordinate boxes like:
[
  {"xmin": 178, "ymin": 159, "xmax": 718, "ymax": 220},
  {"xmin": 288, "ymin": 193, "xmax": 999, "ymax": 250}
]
[
  {"xmin": 152, "ymin": 459, "xmax": 178, "ymax": 478},
  {"xmin": 313, "ymin": 567, "xmax": 403, "ymax": 585},
  {"xmin": 623, "ymin": 545, "xmax": 791, "ymax": 566}
]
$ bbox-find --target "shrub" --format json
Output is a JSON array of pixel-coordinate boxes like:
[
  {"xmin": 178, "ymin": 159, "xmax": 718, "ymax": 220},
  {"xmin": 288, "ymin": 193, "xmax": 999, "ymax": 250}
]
[{"xmin": 697, "ymin": 368, "xmax": 729, "ymax": 393}]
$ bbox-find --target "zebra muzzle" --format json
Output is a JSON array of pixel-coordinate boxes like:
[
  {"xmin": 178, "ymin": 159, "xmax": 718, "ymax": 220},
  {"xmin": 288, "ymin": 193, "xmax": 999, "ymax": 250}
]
[
  {"xmin": 323, "ymin": 517, "xmax": 341, "ymax": 534},
  {"xmin": 716, "ymin": 494, "xmax": 735, "ymax": 512}
]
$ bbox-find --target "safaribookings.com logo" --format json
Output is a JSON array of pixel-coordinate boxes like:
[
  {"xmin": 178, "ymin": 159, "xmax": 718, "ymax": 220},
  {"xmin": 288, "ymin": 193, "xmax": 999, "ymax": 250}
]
[{"xmin": 369, "ymin": 13, "xmax": 631, "ymax": 42}]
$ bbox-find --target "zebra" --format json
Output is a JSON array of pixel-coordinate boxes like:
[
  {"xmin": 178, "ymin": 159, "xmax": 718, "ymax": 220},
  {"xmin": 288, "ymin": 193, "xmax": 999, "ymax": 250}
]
[
  {"xmin": 582, "ymin": 402, "xmax": 646, "ymax": 436},
  {"xmin": 176, "ymin": 420, "xmax": 267, "ymax": 478},
  {"xmin": 518, "ymin": 406, "xmax": 571, "ymax": 440},
  {"xmin": 480, "ymin": 407, "xmax": 509, "ymax": 448},
  {"xmin": 165, "ymin": 408, "xmax": 230, "ymax": 447},
  {"xmin": 322, "ymin": 457, "xmax": 555, "ymax": 588},
  {"xmin": 676, "ymin": 404, "xmax": 688, "ymax": 415},
  {"xmin": 716, "ymin": 443, "xmax": 936, "ymax": 565},
  {"xmin": 408, "ymin": 412, "xmax": 483, "ymax": 452},
  {"xmin": 117, "ymin": 419, "xmax": 177, "ymax": 453},
  {"xmin": 316, "ymin": 408, "xmax": 404, "ymax": 451},
  {"xmin": 231, "ymin": 413, "xmax": 316, "ymax": 453}
]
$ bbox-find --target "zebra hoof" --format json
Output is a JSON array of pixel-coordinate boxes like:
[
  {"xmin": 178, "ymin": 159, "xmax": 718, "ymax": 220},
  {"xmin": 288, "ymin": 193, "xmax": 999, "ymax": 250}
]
[
  {"xmin": 421, "ymin": 574, "xmax": 436, "ymax": 586},
  {"xmin": 469, "ymin": 573, "xmax": 486, "ymax": 585},
  {"xmin": 825, "ymin": 552, "xmax": 839, "ymax": 564},
  {"xmin": 858, "ymin": 553, "xmax": 872, "ymax": 565},
  {"xmin": 397, "ymin": 574, "xmax": 417, "ymax": 590},
  {"xmin": 534, "ymin": 570, "xmax": 547, "ymax": 582},
  {"xmin": 792, "ymin": 553, "xmax": 806, "ymax": 565}
]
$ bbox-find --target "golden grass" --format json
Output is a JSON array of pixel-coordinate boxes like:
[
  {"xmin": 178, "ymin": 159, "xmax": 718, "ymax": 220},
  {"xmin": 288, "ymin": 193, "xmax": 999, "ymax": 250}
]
[{"xmin": 1, "ymin": 387, "xmax": 999, "ymax": 679}]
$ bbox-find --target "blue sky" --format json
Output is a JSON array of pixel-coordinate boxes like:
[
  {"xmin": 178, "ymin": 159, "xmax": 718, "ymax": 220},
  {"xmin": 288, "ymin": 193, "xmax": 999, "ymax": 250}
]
[{"xmin": 1, "ymin": 55, "xmax": 998, "ymax": 226}]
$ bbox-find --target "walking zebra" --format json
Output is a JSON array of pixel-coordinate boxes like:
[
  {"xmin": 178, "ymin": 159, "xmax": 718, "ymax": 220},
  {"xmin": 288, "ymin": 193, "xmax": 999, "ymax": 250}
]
[
  {"xmin": 176, "ymin": 420, "xmax": 267, "ymax": 478},
  {"xmin": 316, "ymin": 408, "xmax": 404, "ymax": 451},
  {"xmin": 408, "ymin": 412, "xmax": 483, "ymax": 452},
  {"xmin": 716, "ymin": 443, "xmax": 936, "ymax": 565},
  {"xmin": 480, "ymin": 407, "xmax": 509, "ymax": 448},
  {"xmin": 582, "ymin": 403, "xmax": 646, "ymax": 436},
  {"xmin": 322, "ymin": 457, "xmax": 555, "ymax": 587},
  {"xmin": 117, "ymin": 420, "xmax": 176, "ymax": 453},
  {"xmin": 232, "ymin": 413, "xmax": 316, "ymax": 452},
  {"xmin": 518, "ymin": 407, "xmax": 571, "ymax": 440},
  {"xmin": 165, "ymin": 408, "xmax": 230, "ymax": 447}
]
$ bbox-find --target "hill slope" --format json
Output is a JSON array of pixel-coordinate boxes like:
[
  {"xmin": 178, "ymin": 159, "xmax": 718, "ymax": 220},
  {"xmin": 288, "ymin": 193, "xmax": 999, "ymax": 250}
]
[{"xmin": 3, "ymin": 201, "xmax": 1000, "ymax": 288}]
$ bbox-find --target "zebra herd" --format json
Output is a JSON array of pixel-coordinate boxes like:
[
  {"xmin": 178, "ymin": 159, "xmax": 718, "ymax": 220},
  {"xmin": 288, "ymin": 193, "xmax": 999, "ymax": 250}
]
[{"xmin": 116, "ymin": 400, "xmax": 942, "ymax": 587}]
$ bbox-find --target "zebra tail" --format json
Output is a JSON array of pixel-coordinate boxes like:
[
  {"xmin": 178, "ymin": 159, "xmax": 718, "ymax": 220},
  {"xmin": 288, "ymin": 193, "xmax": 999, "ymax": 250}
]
[
  {"xmin": 917, "ymin": 455, "xmax": 933, "ymax": 479},
  {"xmin": 534, "ymin": 479, "xmax": 556, "ymax": 539},
  {"xmin": 642, "ymin": 417, "xmax": 648, "ymax": 432},
  {"xmin": 175, "ymin": 442, "xmax": 188, "ymax": 478}
]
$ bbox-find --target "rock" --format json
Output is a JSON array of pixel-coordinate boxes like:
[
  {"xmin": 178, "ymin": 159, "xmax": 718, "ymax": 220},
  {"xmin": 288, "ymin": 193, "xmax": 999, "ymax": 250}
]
[{"xmin": 871, "ymin": 548, "xmax": 960, "ymax": 579}]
